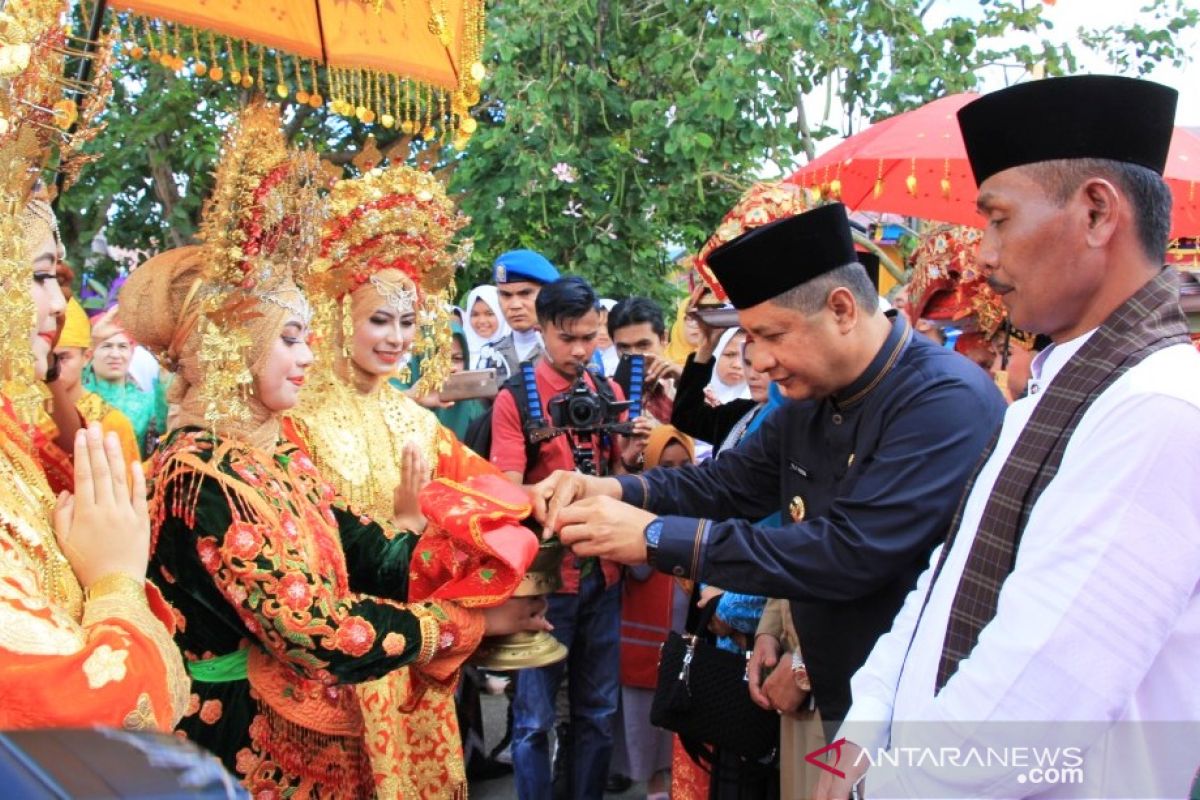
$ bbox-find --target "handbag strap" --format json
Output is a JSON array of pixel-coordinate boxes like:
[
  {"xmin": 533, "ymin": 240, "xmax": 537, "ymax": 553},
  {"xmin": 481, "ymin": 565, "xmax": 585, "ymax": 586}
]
[{"xmin": 684, "ymin": 584, "xmax": 721, "ymax": 638}]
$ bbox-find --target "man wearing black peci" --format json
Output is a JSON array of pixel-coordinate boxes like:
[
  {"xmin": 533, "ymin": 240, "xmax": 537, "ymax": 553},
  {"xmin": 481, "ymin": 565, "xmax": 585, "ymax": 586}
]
[{"xmin": 530, "ymin": 203, "xmax": 1006, "ymax": 744}]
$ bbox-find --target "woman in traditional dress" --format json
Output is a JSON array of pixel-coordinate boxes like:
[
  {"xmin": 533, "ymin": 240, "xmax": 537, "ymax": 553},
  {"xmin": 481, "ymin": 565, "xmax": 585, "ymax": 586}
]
[
  {"xmin": 123, "ymin": 104, "xmax": 542, "ymax": 799},
  {"xmin": 0, "ymin": 198, "xmax": 189, "ymax": 731},
  {"xmin": 284, "ymin": 161, "xmax": 524, "ymax": 799},
  {"xmin": 0, "ymin": 0, "xmax": 187, "ymax": 731}
]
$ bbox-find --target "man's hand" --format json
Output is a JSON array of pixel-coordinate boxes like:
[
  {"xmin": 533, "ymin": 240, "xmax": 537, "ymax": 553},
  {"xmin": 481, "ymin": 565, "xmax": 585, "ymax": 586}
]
[
  {"xmin": 483, "ymin": 596, "xmax": 551, "ymax": 637},
  {"xmin": 619, "ymin": 414, "xmax": 656, "ymax": 468},
  {"xmin": 814, "ymin": 740, "xmax": 868, "ymax": 800},
  {"xmin": 747, "ymin": 634, "xmax": 780, "ymax": 710},
  {"xmin": 761, "ymin": 648, "xmax": 808, "ymax": 714},
  {"xmin": 643, "ymin": 353, "xmax": 682, "ymax": 389},
  {"xmin": 696, "ymin": 584, "xmax": 724, "ymax": 608},
  {"xmin": 392, "ymin": 442, "xmax": 429, "ymax": 533},
  {"xmin": 556, "ymin": 496, "xmax": 655, "ymax": 565},
  {"xmin": 529, "ymin": 469, "xmax": 621, "ymax": 533}
]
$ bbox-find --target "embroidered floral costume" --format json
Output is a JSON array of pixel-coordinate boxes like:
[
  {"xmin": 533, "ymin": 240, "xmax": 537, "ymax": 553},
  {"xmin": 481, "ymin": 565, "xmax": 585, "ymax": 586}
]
[
  {"xmin": 0, "ymin": 0, "xmax": 187, "ymax": 732},
  {"xmin": 285, "ymin": 162, "xmax": 513, "ymax": 798},
  {"xmin": 123, "ymin": 104, "xmax": 527, "ymax": 799}
]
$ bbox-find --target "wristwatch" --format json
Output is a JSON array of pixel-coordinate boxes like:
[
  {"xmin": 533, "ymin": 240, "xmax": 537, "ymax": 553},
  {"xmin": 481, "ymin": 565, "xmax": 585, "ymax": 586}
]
[
  {"xmin": 644, "ymin": 519, "xmax": 663, "ymax": 567},
  {"xmin": 791, "ymin": 649, "xmax": 812, "ymax": 691}
]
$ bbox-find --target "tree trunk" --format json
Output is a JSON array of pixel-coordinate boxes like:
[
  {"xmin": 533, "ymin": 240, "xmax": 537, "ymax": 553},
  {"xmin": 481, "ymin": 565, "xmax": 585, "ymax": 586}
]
[{"xmin": 147, "ymin": 134, "xmax": 187, "ymax": 248}]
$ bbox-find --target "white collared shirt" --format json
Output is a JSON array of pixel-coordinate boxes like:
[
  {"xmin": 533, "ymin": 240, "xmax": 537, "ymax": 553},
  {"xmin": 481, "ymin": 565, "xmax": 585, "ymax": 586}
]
[{"xmin": 840, "ymin": 335, "xmax": 1200, "ymax": 798}]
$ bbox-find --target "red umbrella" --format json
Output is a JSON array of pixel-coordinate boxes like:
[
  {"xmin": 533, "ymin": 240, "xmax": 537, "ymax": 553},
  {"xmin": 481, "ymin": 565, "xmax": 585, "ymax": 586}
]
[
  {"xmin": 787, "ymin": 94, "xmax": 1200, "ymax": 239},
  {"xmin": 1166, "ymin": 127, "xmax": 1200, "ymax": 238}
]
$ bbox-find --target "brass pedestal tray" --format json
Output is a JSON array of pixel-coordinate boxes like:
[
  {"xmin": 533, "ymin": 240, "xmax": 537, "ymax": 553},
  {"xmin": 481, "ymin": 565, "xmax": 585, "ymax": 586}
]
[{"xmin": 471, "ymin": 537, "xmax": 568, "ymax": 670}]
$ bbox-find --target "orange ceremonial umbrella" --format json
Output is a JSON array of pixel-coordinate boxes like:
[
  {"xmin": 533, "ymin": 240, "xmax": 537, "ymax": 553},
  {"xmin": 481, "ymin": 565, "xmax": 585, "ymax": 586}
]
[
  {"xmin": 787, "ymin": 92, "xmax": 1200, "ymax": 240},
  {"xmin": 103, "ymin": 0, "xmax": 487, "ymax": 147}
]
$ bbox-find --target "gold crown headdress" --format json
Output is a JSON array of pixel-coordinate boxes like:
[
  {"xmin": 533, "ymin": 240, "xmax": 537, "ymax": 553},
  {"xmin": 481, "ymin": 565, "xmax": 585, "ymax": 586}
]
[
  {"xmin": 693, "ymin": 182, "xmax": 813, "ymax": 302},
  {"xmin": 313, "ymin": 159, "xmax": 470, "ymax": 393},
  {"xmin": 158, "ymin": 99, "xmax": 323, "ymax": 429},
  {"xmin": 0, "ymin": 0, "xmax": 114, "ymax": 422}
]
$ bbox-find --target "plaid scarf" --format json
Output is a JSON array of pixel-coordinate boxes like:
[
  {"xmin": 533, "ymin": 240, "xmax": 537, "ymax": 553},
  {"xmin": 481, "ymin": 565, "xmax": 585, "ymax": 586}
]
[{"xmin": 934, "ymin": 268, "xmax": 1189, "ymax": 692}]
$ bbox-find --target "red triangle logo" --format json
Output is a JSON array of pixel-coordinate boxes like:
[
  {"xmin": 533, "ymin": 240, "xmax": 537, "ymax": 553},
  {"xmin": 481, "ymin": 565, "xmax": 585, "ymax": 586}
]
[{"xmin": 805, "ymin": 736, "xmax": 848, "ymax": 779}]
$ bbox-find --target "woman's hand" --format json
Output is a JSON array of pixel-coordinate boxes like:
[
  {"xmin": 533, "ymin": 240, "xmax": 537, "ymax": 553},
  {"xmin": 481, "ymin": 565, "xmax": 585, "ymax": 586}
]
[
  {"xmin": 55, "ymin": 423, "xmax": 150, "ymax": 589},
  {"xmin": 392, "ymin": 441, "xmax": 430, "ymax": 533},
  {"xmin": 483, "ymin": 596, "xmax": 552, "ymax": 637}
]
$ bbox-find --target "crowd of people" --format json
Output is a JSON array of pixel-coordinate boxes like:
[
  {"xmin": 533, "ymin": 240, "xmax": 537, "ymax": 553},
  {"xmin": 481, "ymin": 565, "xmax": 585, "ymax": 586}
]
[{"xmin": 0, "ymin": 5, "xmax": 1197, "ymax": 799}]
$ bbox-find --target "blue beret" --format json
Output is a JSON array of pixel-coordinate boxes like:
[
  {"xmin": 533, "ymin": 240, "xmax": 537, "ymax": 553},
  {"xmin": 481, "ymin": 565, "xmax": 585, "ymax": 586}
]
[{"xmin": 493, "ymin": 249, "xmax": 560, "ymax": 285}]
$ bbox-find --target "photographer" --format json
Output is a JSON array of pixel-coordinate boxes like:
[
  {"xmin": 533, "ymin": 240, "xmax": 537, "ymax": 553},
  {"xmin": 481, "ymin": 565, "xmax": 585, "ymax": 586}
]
[
  {"xmin": 607, "ymin": 296, "xmax": 679, "ymax": 424},
  {"xmin": 490, "ymin": 275, "xmax": 652, "ymax": 800}
]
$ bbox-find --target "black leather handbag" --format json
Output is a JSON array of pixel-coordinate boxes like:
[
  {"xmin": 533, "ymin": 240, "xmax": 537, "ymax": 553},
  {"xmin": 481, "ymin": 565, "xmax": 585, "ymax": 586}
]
[{"xmin": 649, "ymin": 594, "xmax": 780, "ymax": 761}]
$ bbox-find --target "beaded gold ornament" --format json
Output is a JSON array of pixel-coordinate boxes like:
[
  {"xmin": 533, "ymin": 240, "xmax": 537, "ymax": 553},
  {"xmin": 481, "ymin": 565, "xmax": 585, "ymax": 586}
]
[
  {"xmin": 108, "ymin": 1, "xmax": 488, "ymax": 150},
  {"xmin": 312, "ymin": 161, "xmax": 471, "ymax": 394},
  {"xmin": 188, "ymin": 99, "xmax": 325, "ymax": 428},
  {"xmin": 0, "ymin": 0, "xmax": 114, "ymax": 423}
]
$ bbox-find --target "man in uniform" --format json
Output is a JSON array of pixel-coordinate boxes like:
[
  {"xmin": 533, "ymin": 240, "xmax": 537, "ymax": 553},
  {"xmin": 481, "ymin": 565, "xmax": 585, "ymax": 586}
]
[
  {"xmin": 817, "ymin": 76, "xmax": 1200, "ymax": 799},
  {"xmin": 531, "ymin": 202, "xmax": 1007, "ymax": 734},
  {"xmin": 483, "ymin": 249, "xmax": 560, "ymax": 383}
]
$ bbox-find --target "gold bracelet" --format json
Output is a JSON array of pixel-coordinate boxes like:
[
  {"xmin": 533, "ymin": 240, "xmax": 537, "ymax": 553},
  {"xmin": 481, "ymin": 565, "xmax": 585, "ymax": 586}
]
[{"xmin": 84, "ymin": 573, "xmax": 147, "ymax": 605}]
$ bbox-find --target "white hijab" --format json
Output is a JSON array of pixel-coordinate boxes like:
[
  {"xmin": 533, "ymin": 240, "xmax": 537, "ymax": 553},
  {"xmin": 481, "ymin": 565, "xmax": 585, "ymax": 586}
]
[
  {"xmin": 596, "ymin": 298, "xmax": 620, "ymax": 376},
  {"xmin": 706, "ymin": 327, "xmax": 751, "ymax": 405},
  {"xmin": 463, "ymin": 285, "xmax": 511, "ymax": 370}
]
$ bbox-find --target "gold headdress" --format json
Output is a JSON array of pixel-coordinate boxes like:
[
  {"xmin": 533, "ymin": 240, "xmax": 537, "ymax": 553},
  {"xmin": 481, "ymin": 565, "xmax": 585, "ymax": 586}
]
[
  {"xmin": 693, "ymin": 182, "xmax": 813, "ymax": 302},
  {"xmin": 120, "ymin": 99, "xmax": 324, "ymax": 443},
  {"xmin": 313, "ymin": 160, "xmax": 470, "ymax": 393},
  {"xmin": 906, "ymin": 225, "xmax": 1006, "ymax": 339},
  {"xmin": 0, "ymin": 0, "xmax": 114, "ymax": 421}
]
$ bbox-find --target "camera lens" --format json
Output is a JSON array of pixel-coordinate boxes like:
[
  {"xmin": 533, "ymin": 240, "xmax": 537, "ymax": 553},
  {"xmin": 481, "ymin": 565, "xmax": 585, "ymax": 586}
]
[{"xmin": 568, "ymin": 396, "xmax": 602, "ymax": 428}]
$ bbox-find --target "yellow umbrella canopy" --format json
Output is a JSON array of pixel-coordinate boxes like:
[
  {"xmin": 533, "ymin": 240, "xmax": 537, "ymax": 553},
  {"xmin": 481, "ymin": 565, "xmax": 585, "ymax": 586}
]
[{"xmin": 106, "ymin": 0, "xmax": 486, "ymax": 148}]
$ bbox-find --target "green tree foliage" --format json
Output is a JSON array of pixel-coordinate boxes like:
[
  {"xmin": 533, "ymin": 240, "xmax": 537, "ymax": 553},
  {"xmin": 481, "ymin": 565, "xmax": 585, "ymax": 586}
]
[
  {"xmin": 449, "ymin": 0, "xmax": 1196, "ymax": 302},
  {"xmin": 56, "ymin": 1, "xmax": 1197, "ymax": 304}
]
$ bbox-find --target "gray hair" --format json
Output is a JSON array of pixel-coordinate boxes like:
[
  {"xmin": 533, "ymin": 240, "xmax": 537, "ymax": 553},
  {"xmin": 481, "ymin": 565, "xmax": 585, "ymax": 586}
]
[
  {"xmin": 1022, "ymin": 158, "xmax": 1172, "ymax": 263},
  {"xmin": 768, "ymin": 261, "xmax": 880, "ymax": 316}
]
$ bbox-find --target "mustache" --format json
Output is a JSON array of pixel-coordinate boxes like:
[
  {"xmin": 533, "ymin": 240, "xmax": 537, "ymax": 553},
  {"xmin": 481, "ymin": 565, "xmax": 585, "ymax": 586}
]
[{"xmin": 987, "ymin": 276, "xmax": 1014, "ymax": 293}]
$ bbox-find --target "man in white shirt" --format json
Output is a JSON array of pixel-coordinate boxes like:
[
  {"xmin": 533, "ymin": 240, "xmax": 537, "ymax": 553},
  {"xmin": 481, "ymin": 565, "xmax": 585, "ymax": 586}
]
[{"xmin": 820, "ymin": 76, "xmax": 1200, "ymax": 799}]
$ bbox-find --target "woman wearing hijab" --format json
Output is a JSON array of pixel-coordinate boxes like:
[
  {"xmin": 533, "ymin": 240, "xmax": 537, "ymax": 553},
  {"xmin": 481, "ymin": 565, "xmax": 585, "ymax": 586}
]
[
  {"xmin": 663, "ymin": 297, "xmax": 702, "ymax": 367},
  {"xmin": 463, "ymin": 284, "xmax": 511, "ymax": 371},
  {"xmin": 613, "ymin": 426, "xmax": 695, "ymax": 800},
  {"xmin": 671, "ymin": 326, "xmax": 754, "ymax": 461},
  {"xmin": 592, "ymin": 298, "xmax": 620, "ymax": 376}
]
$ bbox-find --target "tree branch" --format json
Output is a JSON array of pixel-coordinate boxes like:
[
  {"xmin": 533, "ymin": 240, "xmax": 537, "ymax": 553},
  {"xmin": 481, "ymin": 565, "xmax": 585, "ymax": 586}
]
[{"xmin": 283, "ymin": 103, "xmax": 316, "ymax": 141}]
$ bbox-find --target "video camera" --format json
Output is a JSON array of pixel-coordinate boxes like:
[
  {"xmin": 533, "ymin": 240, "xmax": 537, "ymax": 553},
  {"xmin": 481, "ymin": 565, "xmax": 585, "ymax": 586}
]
[
  {"xmin": 528, "ymin": 366, "xmax": 634, "ymax": 476},
  {"xmin": 545, "ymin": 369, "xmax": 633, "ymax": 436}
]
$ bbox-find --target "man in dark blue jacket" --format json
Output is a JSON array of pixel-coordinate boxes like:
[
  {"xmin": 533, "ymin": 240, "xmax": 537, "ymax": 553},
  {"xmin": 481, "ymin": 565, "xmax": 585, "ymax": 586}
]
[{"xmin": 535, "ymin": 202, "xmax": 1006, "ymax": 726}]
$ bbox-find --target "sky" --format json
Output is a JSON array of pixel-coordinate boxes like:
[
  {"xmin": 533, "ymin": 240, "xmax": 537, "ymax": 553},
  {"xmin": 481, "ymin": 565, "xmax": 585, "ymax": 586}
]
[
  {"xmin": 805, "ymin": 0, "xmax": 1200, "ymax": 163},
  {"xmin": 967, "ymin": 0, "xmax": 1200, "ymax": 126}
]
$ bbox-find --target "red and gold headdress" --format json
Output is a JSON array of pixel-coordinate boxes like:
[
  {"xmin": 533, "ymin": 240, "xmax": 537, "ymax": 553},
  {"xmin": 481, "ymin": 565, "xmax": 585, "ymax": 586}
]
[
  {"xmin": 693, "ymin": 182, "xmax": 814, "ymax": 302},
  {"xmin": 121, "ymin": 99, "xmax": 324, "ymax": 434},
  {"xmin": 312, "ymin": 160, "xmax": 470, "ymax": 392},
  {"xmin": 906, "ymin": 224, "xmax": 1006, "ymax": 339},
  {"xmin": 0, "ymin": 0, "xmax": 114, "ymax": 421}
]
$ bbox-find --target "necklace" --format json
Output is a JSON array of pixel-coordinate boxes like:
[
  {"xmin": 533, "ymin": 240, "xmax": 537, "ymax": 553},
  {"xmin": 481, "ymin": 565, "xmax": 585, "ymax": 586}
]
[
  {"xmin": 0, "ymin": 409, "xmax": 82, "ymax": 620},
  {"xmin": 293, "ymin": 376, "xmax": 439, "ymax": 526}
]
